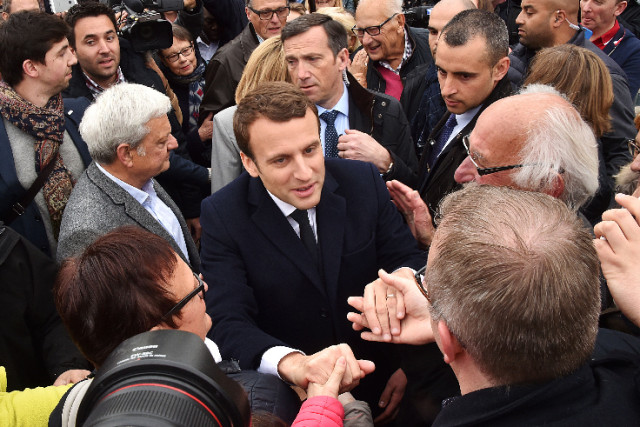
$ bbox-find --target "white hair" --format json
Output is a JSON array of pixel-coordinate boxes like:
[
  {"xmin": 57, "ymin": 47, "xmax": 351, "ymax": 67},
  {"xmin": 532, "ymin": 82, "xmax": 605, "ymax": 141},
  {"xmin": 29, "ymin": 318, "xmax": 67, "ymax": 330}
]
[
  {"xmin": 515, "ymin": 84, "xmax": 599, "ymax": 210},
  {"xmin": 80, "ymin": 83, "xmax": 172, "ymax": 165},
  {"xmin": 357, "ymin": 0, "xmax": 402, "ymax": 17}
]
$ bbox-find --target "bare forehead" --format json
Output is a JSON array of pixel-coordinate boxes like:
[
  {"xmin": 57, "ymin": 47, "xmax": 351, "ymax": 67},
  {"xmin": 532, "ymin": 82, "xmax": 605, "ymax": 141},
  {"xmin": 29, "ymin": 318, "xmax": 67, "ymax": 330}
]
[{"xmin": 251, "ymin": 0, "xmax": 287, "ymax": 9}]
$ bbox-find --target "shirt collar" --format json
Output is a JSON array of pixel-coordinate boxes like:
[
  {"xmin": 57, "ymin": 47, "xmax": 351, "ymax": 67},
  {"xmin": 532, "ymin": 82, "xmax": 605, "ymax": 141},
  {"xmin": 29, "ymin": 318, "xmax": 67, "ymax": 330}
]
[
  {"xmin": 379, "ymin": 28, "xmax": 412, "ymax": 74},
  {"xmin": 316, "ymin": 82, "xmax": 349, "ymax": 117},
  {"xmin": 592, "ymin": 19, "xmax": 620, "ymax": 48},
  {"xmin": 96, "ymin": 162, "xmax": 154, "ymax": 205},
  {"xmin": 83, "ymin": 67, "xmax": 126, "ymax": 98}
]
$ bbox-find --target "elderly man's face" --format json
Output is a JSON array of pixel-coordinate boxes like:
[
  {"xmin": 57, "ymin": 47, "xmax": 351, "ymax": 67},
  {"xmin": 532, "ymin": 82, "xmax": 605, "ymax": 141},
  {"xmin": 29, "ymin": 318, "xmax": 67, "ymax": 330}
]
[
  {"xmin": 454, "ymin": 102, "xmax": 523, "ymax": 187},
  {"xmin": 355, "ymin": 8, "xmax": 405, "ymax": 63},
  {"xmin": 245, "ymin": 0, "xmax": 288, "ymax": 41},
  {"xmin": 130, "ymin": 115, "xmax": 177, "ymax": 182}
]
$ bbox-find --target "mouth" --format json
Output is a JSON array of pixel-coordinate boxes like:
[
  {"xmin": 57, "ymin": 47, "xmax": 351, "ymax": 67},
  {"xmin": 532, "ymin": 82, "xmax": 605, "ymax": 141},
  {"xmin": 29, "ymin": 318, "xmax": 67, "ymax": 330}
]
[
  {"xmin": 99, "ymin": 58, "xmax": 115, "ymax": 68},
  {"xmin": 444, "ymin": 98, "xmax": 460, "ymax": 107},
  {"xmin": 293, "ymin": 183, "xmax": 315, "ymax": 198}
]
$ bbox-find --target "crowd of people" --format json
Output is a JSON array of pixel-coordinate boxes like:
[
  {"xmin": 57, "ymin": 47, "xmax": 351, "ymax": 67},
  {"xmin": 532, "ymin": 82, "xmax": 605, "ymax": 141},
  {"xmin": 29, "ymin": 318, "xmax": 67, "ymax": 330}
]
[{"xmin": 1, "ymin": 0, "xmax": 640, "ymax": 425}]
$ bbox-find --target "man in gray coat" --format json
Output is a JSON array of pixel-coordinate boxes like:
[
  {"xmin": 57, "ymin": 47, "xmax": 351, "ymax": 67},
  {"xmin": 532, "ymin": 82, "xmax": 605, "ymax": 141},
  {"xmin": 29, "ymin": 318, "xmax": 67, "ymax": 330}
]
[{"xmin": 57, "ymin": 83, "xmax": 199, "ymax": 272}]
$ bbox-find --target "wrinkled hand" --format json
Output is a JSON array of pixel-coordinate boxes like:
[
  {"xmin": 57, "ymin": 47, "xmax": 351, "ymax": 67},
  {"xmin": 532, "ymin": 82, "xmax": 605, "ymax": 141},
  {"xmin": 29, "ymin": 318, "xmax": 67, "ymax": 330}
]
[
  {"xmin": 594, "ymin": 193, "xmax": 640, "ymax": 327},
  {"xmin": 53, "ymin": 369, "xmax": 91, "ymax": 386},
  {"xmin": 306, "ymin": 356, "xmax": 348, "ymax": 399},
  {"xmin": 348, "ymin": 269, "xmax": 434, "ymax": 345},
  {"xmin": 277, "ymin": 344, "xmax": 375, "ymax": 393},
  {"xmin": 199, "ymin": 113, "xmax": 214, "ymax": 142},
  {"xmin": 374, "ymin": 368, "xmax": 406, "ymax": 424},
  {"xmin": 387, "ymin": 180, "xmax": 435, "ymax": 248},
  {"xmin": 348, "ymin": 49, "xmax": 369, "ymax": 88},
  {"xmin": 186, "ymin": 217, "xmax": 202, "ymax": 244},
  {"xmin": 338, "ymin": 129, "xmax": 392, "ymax": 173},
  {"xmin": 351, "ymin": 268, "xmax": 415, "ymax": 342}
]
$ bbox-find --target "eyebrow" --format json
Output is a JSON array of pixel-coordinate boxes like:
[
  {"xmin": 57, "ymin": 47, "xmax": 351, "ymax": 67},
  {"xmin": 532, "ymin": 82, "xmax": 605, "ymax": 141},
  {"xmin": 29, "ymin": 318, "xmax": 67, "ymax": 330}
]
[
  {"xmin": 56, "ymin": 44, "xmax": 69, "ymax": 56},
  {"xmin": 83, "ymin": 29, "xmax": 116, "ymax": 40}
]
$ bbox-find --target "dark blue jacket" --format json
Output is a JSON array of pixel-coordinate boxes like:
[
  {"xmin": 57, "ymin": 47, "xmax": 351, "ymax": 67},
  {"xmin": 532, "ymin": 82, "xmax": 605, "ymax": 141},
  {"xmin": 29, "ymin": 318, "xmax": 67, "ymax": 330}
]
[
  {"xmin": 0, "ymin": 97, "xmax": 91, "ymax": 257},
  {"xmin": 604, "ymin": 22, "xmax": 640, "ymax": 101}
]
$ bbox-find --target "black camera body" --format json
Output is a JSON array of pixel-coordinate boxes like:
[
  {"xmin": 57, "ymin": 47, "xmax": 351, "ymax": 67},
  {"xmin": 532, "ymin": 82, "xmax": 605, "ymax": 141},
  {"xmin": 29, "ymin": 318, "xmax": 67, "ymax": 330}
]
[{"xmin": 77, "ymin": 330, "xmax": 250, "ymax": 427}]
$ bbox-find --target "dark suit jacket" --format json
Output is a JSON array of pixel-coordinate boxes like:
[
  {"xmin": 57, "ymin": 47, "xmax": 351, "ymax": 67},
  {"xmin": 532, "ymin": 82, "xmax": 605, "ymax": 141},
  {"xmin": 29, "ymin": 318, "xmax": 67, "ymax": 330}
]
[
  {"xmin": 347, "ymin": 73, "xmax": 419, "ymax": 188},
  {"xmin": 200, "ymin": 159, "xmax": 426, "ymax": 407},
  {"xmin": 0, "ymin": 97, "xmax": 91, "ymax": 257},
  {"xmin": 418, "ymin": 77, "xmax": 512, "ymax": 220},
  {"xmin": 57, "ymin": 163, "xmax": 200, "ymax": 272}
]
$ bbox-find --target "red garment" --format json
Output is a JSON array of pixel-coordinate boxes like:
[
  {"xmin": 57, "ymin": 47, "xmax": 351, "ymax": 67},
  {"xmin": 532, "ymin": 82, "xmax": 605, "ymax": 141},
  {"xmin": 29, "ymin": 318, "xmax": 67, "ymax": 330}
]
[
  {"xmin": 375, "ymin": 65, "xmax": 403, "ymax": 102},
  {"xmin": 592, "ymin": 19, "xmax": 620, "ymax": 49},
  {"xmin": 292, "ymin": 396, "xmax": 344, "ymax": 427}
]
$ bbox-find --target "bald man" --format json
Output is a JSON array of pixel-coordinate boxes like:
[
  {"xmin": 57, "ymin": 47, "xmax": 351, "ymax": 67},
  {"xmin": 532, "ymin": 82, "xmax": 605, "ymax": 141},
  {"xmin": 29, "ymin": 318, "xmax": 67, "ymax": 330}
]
[
  {"xmin": 1, "ymin": 0, "xmax": 39, "ymax": 20},
  {"xmin": 508, "ymin": 0, "xmax": 636, "ymax": 225}
]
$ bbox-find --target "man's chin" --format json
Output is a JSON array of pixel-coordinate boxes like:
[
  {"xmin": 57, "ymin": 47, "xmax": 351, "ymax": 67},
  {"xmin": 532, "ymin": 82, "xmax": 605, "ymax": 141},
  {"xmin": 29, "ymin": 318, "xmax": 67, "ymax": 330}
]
[{"xmin": 615, "ymin": 163, "xmax": 640, "ymax": 196}]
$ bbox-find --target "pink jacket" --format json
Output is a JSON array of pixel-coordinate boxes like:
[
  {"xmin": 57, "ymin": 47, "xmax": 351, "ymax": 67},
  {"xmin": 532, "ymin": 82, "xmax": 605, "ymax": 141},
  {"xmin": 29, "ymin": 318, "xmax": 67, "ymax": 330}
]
[{"xmin": 292, "ymin": 396, "xmax": 344, "ymax": 427}]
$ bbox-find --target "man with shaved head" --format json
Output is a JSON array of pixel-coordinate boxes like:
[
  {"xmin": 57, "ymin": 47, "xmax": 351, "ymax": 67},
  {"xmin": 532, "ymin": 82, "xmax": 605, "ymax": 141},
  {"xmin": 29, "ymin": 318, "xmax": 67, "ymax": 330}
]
[{"xmin": 508, "ymin": 0, "xmax": 636, "ymax": 224}]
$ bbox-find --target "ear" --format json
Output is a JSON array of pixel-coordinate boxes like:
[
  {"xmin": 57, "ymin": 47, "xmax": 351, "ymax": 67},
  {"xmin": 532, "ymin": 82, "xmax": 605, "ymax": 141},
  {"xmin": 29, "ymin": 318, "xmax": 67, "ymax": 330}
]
[
  {"xmin": 397, "ymin": 13, "xmax": 406, "ymax": 29},
  {"xmin": 614, "ymin": 1, "xmax": 627, "ymax": 16},
  {"xmin": 552, "ymin": 9, "xmax": 566, "ymax": 28},
  {"xmin": 245, "ymin": 6, "xmax": 252, "ymax": 21},
  {"xmin": 116, "ymin": 143, "xmax": 135, "ymax": 168},
  {"xmin": 22, "ymin": 59, "xmax": 39, "ymax": 79},
  {"xmin": 547, "ymin": 171, "xmax": 565, "ymax": 199},
  {"xmin": 492, "ymin": 56, "xmax": 510, "ymax": 81},
  {"xmin": 437, "ymin": 320, "xmax": 464, "ymax": 365},
  {"xmin": 240, "ymin": 151, "xmax": 260, "ymax": 178},
  {"xmin": 336, "ymin": 47, "xmax": 350, "ymax": 72},
  {"xmin": 1, "ymin": 12, "xmax": 9, "ymax": 21}
]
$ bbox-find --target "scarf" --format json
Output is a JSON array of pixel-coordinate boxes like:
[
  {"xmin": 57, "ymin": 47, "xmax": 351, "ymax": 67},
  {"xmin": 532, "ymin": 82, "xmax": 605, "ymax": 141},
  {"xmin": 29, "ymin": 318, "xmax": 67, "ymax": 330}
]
[
  {"xmin": 164, "ymin": 59, "xmax": 206, "ymax": 132},
  {"xmin": 0, "ymin": 81, "xmax": 73, "ymax": 238}
]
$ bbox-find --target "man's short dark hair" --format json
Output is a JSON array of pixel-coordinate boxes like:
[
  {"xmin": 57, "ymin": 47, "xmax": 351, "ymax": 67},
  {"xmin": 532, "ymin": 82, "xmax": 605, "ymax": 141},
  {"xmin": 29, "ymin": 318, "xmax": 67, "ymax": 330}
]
[
  {"xmin": 441, "ymin": 9, "xmax": 508, "ymax": 66},
  {"xmin": 234, "ymin": 81, "xmax": 318, "ymax": 159},
  {"xmin": 281, "ymin": 12, "xmax": 347, "ymax": 57},
  {"xmin": 54, "ymin": 226, "xmax": 182, "ymax": 367},
  {"xmin": 0, "ymin": 11, "xmax": 70, "ymax": 87},
  {"xmin": 65, "ymin": 1, "xmax": 117, "ymax": 48}
]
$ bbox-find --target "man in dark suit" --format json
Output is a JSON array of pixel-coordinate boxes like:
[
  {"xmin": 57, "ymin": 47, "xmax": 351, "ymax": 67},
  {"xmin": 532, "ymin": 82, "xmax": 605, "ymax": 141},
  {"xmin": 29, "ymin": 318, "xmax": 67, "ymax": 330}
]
[
  {"xmin": 57, "ymin": 83, "xmax": 199, "ymax": 272},
  {"xmin": 416, "ymin": 9, "xmax": 511, "ymax": 226},
  {"xmin": 282, "ymin": 13, "xmax": 419, "ymax": 188},
  {"xmin": 199, "ymin": 82, "xmax": 425, "ymax": 419}
]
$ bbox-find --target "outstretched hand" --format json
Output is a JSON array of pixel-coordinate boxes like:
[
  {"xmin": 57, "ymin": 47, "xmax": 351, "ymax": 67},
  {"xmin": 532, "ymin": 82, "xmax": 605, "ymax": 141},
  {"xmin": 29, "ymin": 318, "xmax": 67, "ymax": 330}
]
[{"xmin": 386, "ymin": 180, "xmax": 435, "ymax": 248}]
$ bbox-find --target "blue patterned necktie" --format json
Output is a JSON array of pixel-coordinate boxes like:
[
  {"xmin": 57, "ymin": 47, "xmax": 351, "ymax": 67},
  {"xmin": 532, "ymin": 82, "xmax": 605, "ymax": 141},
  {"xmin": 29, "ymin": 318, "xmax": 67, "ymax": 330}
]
[
  {"xmin": 428, "ymin": 114, "xmax": 458, "ymax": 169},
  {"xmin": 320, "ymin": 110, "xmax": 339, "ymax": 158}
]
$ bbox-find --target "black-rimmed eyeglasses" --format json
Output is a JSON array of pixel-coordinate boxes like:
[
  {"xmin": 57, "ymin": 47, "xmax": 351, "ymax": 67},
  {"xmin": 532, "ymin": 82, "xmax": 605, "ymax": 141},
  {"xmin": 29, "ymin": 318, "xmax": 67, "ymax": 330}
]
[
  {"xmin": 462, "ymin": 135, "xmax": 527, "ymax": 176},
  {"xmin": 351, "ymin": 13, "xmax": 398, "ymax": 38},
  {"xmin": 248, "ymin": 5, "xmax": 290, "ymax": 20},
  {"xmin": 163, "ymin": 45, "xmax": 195, "ymax": 63},
  {"xmin": 161, "ymin": 273, "xmax": 205, "ymax": 322},
  {"xmin": 628, "ymin": 138, "xmax": 640, "ymax": 158}
]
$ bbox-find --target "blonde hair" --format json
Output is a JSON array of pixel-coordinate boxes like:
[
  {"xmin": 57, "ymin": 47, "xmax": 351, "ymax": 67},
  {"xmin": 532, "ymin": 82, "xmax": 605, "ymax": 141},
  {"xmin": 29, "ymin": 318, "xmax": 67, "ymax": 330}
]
[
  {"xmin": 234, "ymin": 36, "xmax": 290, "ymax": 103},
  {"xmin": 524, "ymin": 45, "xmax": 613, "ymax": 137},
  {"xmin": 317, "ymin": 7, "xmax": 361, "ymax": 52}
]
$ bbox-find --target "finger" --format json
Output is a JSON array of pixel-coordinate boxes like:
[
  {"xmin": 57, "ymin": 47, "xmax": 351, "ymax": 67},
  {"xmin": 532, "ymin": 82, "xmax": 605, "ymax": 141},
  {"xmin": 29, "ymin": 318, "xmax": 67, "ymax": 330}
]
[
  {"xmin": 363, "ymin": 283, "xmax": 383, "ymax": 336},
  {"xmin": 346, "ymin": 311, "xmax": 370, "ymax": 331},
  {"xmin": 347, "ymin": 296, "xmax": 365, "ymax": 312},
  {"xmin": 325, "ymin": 357, "xmax": 347, "ymax": 392},
  {"xmin": 205, "ymin": 112, "xmax": 214, "ymax": 121},
  {"xmin": 375, "ymin": 284, "xmax": 394, "ymax": 341},
  {"xmin": 386, "ymin": 292, "xmax": 400, "ymax": 339},
  {"xmin": 357, "ymin": 359, "xmax": 376, "ymax": 376},
  {"xmin": 336, "ymin": 344, "xmax": 362, "ymax": 383},
  {"xmin": 598, "ymin": 215, "xmax": 636, "ymax": 251},
  {"xmin": 378, "ymin": 269, "xmax": 413, "ymax": 296},
  {"xmin": 616, "ymin": 193, "xmax": 640, "ymax": 221},
  {"xmin": 377, "ymin": 377, "xmax": 393, "ymax": 408}
]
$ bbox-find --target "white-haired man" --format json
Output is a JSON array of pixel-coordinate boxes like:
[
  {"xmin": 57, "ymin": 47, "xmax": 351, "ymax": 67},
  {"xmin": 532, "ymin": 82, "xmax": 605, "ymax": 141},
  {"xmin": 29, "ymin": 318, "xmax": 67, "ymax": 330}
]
[{"xmin": 57, "ymin": 83, "xmax": 200, "ymax": 273}]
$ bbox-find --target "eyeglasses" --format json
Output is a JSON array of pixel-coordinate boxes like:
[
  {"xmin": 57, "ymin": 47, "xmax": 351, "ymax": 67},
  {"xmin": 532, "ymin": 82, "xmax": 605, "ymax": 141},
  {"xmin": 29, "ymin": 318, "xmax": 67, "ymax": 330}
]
[
  {"xmin": 352, "ymin": 13, "xmax": 398, "ymax": 38},
  {"xmin": 248, "ymin": 5, "xmax": 290, "ymax": 20},
  {"xmin": 462, "ymin": 135, "xmax": 527, "ymax": 176},
  {"xmin": 414, "ymin": 265, "xmax": 430, "ymax": 302},
  {"xmin": 628, "ymin": 138, "xmax": 640, "ymax": 158},
  {"xmin": 163, "ymin": 45, "xmax": 195, "ymax": 63},
  {"xmin": 161, "ymin": 273, "xmax": 206, "ymax": 322}
]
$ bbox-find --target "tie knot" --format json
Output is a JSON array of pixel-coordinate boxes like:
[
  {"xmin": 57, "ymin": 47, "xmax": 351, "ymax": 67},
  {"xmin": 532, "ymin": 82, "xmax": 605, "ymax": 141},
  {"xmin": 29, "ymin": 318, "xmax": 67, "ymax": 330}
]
[
  {"xmin": 320, "ymin": 110, "xmax": 339, "ymax": 125},
  {"xmin": 445, "ymin": 114, "xmax": 457, "ymax": 128},
  {"xmin": 290, "ymin": 209, "xmax": 309, "ymax": 224}
]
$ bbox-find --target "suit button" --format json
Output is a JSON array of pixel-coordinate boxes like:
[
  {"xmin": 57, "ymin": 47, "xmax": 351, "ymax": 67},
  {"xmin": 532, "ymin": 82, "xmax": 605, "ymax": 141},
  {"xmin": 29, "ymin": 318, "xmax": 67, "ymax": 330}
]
[
  {"xmin": 377, "ymin": 114, "xmax": 382, "ymax": 119},
  {"xmin": 320, "ymin": 309, "xmax": 329, "ymax": 318},
  {"xmin": 381, "ymin": 101, "xmax": 387, "ymax": 107}
]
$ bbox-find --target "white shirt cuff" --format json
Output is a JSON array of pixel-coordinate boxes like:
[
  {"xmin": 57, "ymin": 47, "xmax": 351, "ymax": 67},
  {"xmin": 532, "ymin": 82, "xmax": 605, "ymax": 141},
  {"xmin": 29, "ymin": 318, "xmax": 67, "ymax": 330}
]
[{"xmin": 258, "ymin": 346, "xmax": 305, "ymax": 379}]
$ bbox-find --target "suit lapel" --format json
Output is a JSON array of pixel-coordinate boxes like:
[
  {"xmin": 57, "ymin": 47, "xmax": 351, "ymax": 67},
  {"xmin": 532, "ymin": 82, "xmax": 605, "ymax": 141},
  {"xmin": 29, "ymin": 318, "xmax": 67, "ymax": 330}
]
[
  {"xmin": 248, "ymin": 178, "xmax": 326, "ymax": 296},
  {"xmin": 316, "ymin": 171, "xmax": 345, "ymax": 308}
]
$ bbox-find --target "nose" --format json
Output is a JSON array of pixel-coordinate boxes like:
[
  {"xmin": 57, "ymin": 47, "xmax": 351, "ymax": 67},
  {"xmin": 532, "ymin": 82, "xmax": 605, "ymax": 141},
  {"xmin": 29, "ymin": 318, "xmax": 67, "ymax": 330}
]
[
  {"xmin": 68, "ymin": 51, "xmax": 78, "ymax": 66},
  {"xmin": 97, "ymin": 38, "xmax": 110, "ymax": 54},
  {"xmin": 167, "ymin": 135, "xmax": 178, "ymax": 151},
  {"xmin": 270, "ymin": 11, "xmax": 281, "ymax": 25},
  {"xmin": 440, "ymin": 75, "xmax": 456, "ymax": 97},
  {"xmin": 454, "ymin": 156, "xmax": 478, "ymax": 184},
  {"xmin": 362, "ymin": 32, "xmax": 373, "ymax": 46},
  {"xmin": 581, "ymin": 0, "xmax": 590, "ymax": 11},
  {"xmin": 293, "ymin": 155, "xmax": 312, "ymax": 181},
  {"xmin": 630, "ymin": 150, "xmax": 640, "ymax": 173},
  {"xmin": 515, "ymin": 9, "xmax": 524, "ymax": 25},
  {"xmin": 296, "ymin": 61, "xmax": 310, "ymax": 81}
]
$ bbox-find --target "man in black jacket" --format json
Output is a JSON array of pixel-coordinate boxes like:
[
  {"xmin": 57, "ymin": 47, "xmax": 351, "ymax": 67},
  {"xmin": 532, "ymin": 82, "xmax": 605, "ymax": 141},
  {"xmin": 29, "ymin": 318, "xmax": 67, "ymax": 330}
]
[
  {"xmin": 63, "ymin": 2, "xmax": 209, "ymax": 241},
  {"xmin": 282, "ymin": 14, "xmax": 419, "ymax": 188},
  {"xmin": 354, "ymin": 0, "xmax": 432, "ymax": 123}
]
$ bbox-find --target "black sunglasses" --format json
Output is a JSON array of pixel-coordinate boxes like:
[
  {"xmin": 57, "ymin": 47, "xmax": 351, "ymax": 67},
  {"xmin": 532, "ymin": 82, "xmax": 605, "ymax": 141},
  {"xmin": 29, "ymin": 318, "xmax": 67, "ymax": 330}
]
[{"xmin": 161, "ymin": 273, "xmax": 205, "ymax": 322}]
